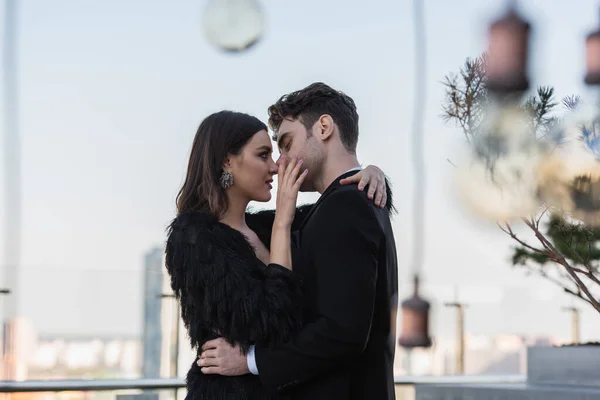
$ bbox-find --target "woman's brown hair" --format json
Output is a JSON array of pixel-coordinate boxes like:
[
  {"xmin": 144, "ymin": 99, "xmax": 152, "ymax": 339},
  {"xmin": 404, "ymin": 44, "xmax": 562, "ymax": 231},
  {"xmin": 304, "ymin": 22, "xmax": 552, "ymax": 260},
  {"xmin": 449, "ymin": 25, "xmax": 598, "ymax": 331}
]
[{"xmin": 176, "ymin": 110, "xmax": 267, "ymax": 217}]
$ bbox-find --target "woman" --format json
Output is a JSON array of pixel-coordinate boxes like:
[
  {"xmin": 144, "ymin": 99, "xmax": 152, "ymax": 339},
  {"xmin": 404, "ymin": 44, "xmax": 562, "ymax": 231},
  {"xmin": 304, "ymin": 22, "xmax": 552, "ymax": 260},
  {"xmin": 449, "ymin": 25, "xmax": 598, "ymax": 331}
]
[{"xmin": 165, "ymin": 110, "xmax": 387, "ymax": 399}]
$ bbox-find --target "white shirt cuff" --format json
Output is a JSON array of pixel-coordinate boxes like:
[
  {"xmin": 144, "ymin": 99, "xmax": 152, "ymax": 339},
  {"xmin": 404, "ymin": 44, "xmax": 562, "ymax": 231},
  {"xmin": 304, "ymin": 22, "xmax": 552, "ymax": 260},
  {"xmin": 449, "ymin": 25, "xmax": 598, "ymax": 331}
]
[{"xmin": 247, "ymin": 345, "xmax": 259, "ymax": 375}]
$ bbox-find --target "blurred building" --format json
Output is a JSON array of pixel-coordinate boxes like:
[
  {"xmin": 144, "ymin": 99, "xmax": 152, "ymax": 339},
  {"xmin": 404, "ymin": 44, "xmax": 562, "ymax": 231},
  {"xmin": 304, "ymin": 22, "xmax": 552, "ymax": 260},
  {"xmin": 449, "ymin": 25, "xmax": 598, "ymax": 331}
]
[
  {"xmin": 29, "ymin": 335, "xmax": 140, "ymax": 378},
  {"xmin": 142, "ymin": 247, "xmax": 164, "ymax": 378},
  {"xmin": 2, "ymin": 317, "xmax": 36, "ymax": 380},
  {"xmin": 393, "ymin": 333, "xmax": 559, "ymax": 377}
]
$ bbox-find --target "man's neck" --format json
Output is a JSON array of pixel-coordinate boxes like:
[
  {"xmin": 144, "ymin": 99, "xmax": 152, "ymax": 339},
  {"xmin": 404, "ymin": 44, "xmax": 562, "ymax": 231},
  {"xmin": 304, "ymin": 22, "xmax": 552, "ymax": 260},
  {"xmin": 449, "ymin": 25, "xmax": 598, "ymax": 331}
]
[{"xmin": 315, "ymin": 154, "xmax": 361, "ymax": 194}]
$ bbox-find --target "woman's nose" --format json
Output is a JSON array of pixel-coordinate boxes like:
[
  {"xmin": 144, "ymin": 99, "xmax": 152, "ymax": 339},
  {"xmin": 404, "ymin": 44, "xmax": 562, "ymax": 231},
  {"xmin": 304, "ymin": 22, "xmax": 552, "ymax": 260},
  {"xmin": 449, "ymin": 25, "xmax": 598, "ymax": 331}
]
[{"xmin": 269, "ymin": 161, "xmax": 279, "ymax": 175}]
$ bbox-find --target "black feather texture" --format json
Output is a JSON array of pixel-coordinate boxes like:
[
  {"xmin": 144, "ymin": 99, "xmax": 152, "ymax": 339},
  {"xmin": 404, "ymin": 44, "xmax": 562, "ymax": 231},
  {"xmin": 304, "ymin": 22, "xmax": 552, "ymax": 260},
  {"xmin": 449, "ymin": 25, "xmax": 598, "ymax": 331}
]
[{"xmin": 165, "ymin": 210, "xmax": 303, "ymax": 399}]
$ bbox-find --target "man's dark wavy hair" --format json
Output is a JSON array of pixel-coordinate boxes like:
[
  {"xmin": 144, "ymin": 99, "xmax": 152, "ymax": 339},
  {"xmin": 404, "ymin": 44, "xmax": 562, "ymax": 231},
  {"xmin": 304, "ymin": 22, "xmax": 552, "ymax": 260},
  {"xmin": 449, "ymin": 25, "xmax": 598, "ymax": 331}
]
[{"xmin": 267, "ymin": 82, "xmax": 359, "ymax": 154}]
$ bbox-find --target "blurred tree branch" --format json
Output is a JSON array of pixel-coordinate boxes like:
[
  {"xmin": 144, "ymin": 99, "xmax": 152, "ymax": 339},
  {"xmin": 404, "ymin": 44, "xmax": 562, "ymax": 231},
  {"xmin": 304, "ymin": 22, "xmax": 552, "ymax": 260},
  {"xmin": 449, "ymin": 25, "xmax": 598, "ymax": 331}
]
[{"xmin": 442, "ymin": 54, "xmax": 600, "ymax": 314}]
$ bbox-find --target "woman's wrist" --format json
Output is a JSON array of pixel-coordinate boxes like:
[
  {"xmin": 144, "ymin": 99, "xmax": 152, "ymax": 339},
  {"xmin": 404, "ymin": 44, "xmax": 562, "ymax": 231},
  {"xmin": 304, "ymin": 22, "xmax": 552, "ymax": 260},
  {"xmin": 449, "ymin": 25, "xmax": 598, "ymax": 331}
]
[{"xmin": 273, "ymin": 217, "xmax": 292, "ymax": 231}]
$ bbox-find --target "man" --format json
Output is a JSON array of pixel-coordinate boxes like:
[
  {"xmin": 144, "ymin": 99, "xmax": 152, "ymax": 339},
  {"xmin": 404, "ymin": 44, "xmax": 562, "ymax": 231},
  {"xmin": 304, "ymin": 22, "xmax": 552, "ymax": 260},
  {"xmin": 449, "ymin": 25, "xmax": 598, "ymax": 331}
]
[{"xmin": 198, "ymin": 82, "xmax": 398, "ymax": 399}]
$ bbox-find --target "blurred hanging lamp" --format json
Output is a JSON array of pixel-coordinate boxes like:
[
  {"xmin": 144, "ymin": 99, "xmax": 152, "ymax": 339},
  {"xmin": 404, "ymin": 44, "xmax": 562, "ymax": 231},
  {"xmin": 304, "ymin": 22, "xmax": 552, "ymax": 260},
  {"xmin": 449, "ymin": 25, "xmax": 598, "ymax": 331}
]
[
  {"xmin": 585, "ymin": 7, "xmax": 600, "ymax": 85},
  {"xmin": 485, "ymin": 0, "xmax": 531, "ymax": 94},
  {"xmin": 398, "ymin": 276, "xmax": 432, "ymax": 348},
  {"xmin": 203, "ymin": 0, "xmax": 265, "ymax": 53},
  {"xmin": 397, "ymin": 0, "xmax": 432, "ymax": 351},
  {"xmin": 573, "ymin": 8, "xmax": 600, "ymax": 224}
]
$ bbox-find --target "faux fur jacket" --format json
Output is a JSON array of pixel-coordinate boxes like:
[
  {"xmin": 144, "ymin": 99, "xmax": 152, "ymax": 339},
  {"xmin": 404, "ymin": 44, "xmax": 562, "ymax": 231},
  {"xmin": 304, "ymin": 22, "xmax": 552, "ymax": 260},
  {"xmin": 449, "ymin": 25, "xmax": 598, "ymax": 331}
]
[{"xmin": 164, "ymin": 206, "xmax": 312, "ymax": 400}]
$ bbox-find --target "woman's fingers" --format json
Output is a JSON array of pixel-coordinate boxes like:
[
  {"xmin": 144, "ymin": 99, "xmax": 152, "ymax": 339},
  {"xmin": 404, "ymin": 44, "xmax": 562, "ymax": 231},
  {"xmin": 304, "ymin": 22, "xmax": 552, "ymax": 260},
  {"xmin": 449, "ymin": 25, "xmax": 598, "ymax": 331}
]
[
  {"xmin": 278, "ymin": 156, "xmax": 305, "ymax": 197},
  {"xmin": 338, "ymin": 173, "xmax": 358, "ymax": 186},
  {"xmin": 278, "ymin": 155, "xmax": 287, "ymax": 182},
  {"xmin": 284, "ymin": 157, "xmax": 298, "ymax": 185},
  {"xmin": 375, "ymin": 180, "xmax": 386, "ymax": 208},
  {"xmin": 293, "ymin": 169, "xmax": 309, "ymax": 190},
  {"xmin": 289, "ymin": 158, "xmax": 304, "ymax": 184},
  {"xmin": 367, "ymin": 181, "xmax": 377, "ymax": 200}
]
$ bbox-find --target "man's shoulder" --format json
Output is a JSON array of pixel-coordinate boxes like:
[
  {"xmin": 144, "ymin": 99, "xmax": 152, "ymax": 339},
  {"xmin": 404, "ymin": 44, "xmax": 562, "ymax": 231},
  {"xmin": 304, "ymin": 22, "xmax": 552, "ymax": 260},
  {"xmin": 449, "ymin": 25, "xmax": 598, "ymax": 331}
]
[
  {"xmin": 316, "ymin": 185, "xmax": 377, "ymax": 219},
  {"xmin": 317, "ymin": 185, "xmax": 393, "ymax": 232},
  {"xmin": 327, "ymin": 184, "xmax": 375, "ymax": 207},
  {"xmin": 329, "ymin": 183, "xmax": 395, "ymax": 217},
  {"xmin": 304, "ymin": 185, "xmax": 386, "ymax": 243}
]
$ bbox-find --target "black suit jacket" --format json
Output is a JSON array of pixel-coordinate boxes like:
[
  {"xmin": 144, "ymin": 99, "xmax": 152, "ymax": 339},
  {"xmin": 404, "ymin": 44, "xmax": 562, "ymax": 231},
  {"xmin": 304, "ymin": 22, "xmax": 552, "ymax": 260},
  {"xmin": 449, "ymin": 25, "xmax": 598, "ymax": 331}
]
[{"xmin": 255, "ymin": 171, "xmax": 399, "ymax": 400}]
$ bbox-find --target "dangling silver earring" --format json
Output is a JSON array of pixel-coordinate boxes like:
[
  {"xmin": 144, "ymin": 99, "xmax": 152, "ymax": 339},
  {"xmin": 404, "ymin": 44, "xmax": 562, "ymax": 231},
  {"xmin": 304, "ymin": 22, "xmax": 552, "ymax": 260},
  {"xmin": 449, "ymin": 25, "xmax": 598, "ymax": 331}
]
[{"xmin": 220, "ymin": 171, "xmax": 233, "ymax": 189}]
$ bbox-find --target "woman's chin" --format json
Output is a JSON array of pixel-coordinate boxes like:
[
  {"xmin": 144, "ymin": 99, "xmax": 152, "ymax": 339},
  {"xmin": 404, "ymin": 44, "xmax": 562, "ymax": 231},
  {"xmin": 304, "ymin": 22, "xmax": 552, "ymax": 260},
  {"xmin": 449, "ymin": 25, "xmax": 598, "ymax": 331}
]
[{"xmin": 254, "ymin": 192, "xmax": 272, "ymax": 203}]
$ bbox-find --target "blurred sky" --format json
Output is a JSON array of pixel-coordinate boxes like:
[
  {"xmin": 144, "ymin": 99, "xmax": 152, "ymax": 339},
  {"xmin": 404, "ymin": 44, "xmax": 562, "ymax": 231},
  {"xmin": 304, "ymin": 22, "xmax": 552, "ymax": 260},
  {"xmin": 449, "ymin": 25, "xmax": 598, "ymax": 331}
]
[{"xmin": 1, "ymin": 0, "xmax": 600, "ymax": 341}]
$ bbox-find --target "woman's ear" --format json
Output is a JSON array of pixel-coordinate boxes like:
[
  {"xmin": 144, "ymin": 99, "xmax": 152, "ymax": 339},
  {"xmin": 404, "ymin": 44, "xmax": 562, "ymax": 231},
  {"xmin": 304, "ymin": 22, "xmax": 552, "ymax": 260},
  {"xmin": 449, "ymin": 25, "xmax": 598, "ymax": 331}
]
[{"xmin": 222, "ymin": 156, "xmax": 231, "ymax": 172}]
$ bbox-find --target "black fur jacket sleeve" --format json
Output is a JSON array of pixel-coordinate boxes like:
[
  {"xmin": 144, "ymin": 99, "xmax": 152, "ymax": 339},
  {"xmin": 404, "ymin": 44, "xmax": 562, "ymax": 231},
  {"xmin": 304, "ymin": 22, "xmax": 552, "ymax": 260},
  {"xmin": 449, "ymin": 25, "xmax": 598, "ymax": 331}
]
[{"xmin": 165, "ymin": 209, "xmax": 306, "ymax": 355}]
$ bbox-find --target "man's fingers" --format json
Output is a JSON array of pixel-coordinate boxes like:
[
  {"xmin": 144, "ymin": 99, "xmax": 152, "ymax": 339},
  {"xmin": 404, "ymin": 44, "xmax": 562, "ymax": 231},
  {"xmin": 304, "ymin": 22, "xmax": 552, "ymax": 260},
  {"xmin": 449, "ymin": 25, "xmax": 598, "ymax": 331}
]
[
  {"xmin": 201, "ymin": 366, "xmax": 220, "ymax": 375},
  {"xmin": 201, "ymin": 338, "xmax": 222, "ymax": 351},
  {"xmin": 201, "ymin": 341, "xmax": 215, "ymax": 351},
  {"xmin": 197, "ymin": 356, "xmax": 219, "ymax": 368},
  {"xmin": 201, "ymin": 349, "xmax": 218, "ymax": 359}
]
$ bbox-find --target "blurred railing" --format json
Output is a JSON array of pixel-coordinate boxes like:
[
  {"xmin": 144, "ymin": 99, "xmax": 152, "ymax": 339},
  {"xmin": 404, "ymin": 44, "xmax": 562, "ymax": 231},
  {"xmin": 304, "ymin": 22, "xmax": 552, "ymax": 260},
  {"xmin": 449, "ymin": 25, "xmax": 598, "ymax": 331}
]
[
  {"xmin": 0, "ymin": 374, "xmax": 525, "ymax": 392},
  {"xmin": 0, "ymin": 378, "xmax": 184, "ymax": 393}
]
